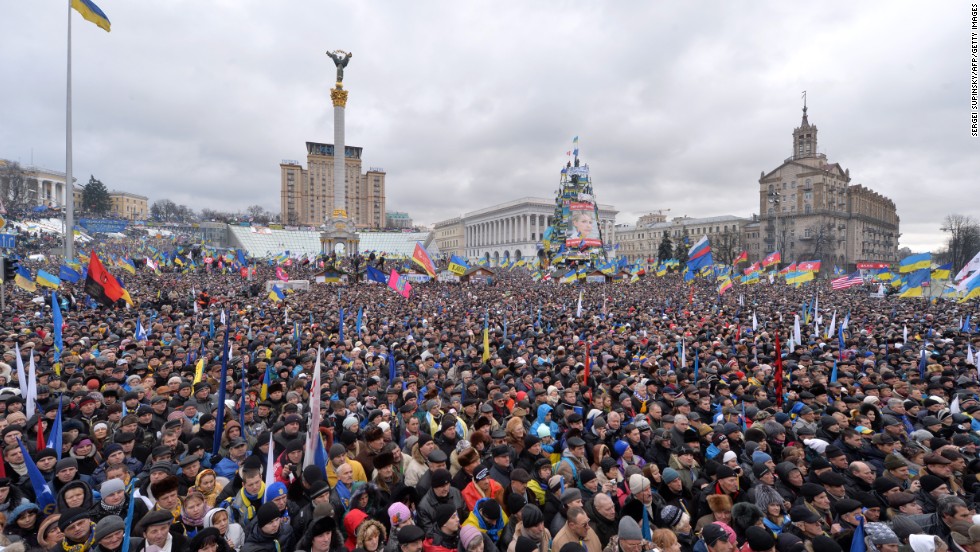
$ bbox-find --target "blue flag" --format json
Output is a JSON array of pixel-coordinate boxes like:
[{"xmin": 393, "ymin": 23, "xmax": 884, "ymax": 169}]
[
  {"xmin": 366, "ymin": 265, "xmax": 388, "ymax": 284},
  {"xmin": 18, "ymin": 438, "xmax": 55, "ymax": 514},
  {"xmin": 356, "ymin": 307, "xmax": 363, "ymax": 336},
  {"xmin": 389, "ymin": 351, "xmax": 397, "ymax": 386},
  {"xmin": 58, "ymin": 264, "xmax": 81, "ymax": 284},
  {"xmin": 919, "ymin": 345, "xmax": 928, "ymax": 379},
  {"xmin": 121, "ymin": 477, "xmax": 138, "ymax": 552},
  {"xmin": 51, "ymin": 292, "xmax": 63, "ymax": 364},
  {"xmin": 212, "ymin": 322, "xmax": 231, "ymax": 455},
  {"xmin": 239, "ymin": 363, "xmax": 247, "ymax": 430},
  {"xmin": 46, "ymin": 396, "xmax": 63, "ymax": 459},
  {"xmin": 850, "ymin": 517, "xmax": 866, "ymax": 552},
  {"xmin": 830, "ymin": 360, "xmax": 838, "ymax": 383},
  {"xmin": 338, "ymin": 308, "xmax": 345, "ymax": 344},
  {"xmin": 209, "ymin": 316, "xmax": 215, "ymax": 339}
]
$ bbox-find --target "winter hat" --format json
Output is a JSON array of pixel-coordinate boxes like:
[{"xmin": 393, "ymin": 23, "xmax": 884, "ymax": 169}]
[
  {"xmin": 256, "ymin": 502, "xmax": 281, "ymax": 527},
  {"xmin": 613, "ymin": 440, "xmax": 630, "ymax": 458},
  {"xmin": 391, "ymin": 502, "xmax": 415, "ymax": 527},
  {"xmin": 722, "ymin": 451, "xmax": 738, "ymax": 463},
  {"xmin": 659, "ymin": 505, "xmax": 683, "ymax": 528},
  {"xmin": 516, "ymin": 536, "xmax": 538, "ymax": 552},
  {"xmin": 884, "ymin": 454, "xmax": 907, "ymax": 470},
  {"xmin": 701, "ymin": 523, "xmax": 729, "ymax": 546},
  {"xmin": 662, "ymin": 468, "xmax": 680, "ymax": 484},
  {"xmin": 560, "ymin": 488, "xmax": 582, "ymax": 505},
  {"xmin": 811, "ymin": 535, "xmax": 843, "ymax": 552},
  {"xmin": 460, "ymin": 526, "xmax": 483, "ymax": 550},
  {"xmin": 479, "ymin": 499, "xmax": 501, "ymax": 522},
  {"xmin": 746, "ymin": 526, "xmax": 776, "ymax": 552},
  {"xmin": 329, "ymin": 443, "xmax": 347, "ymax": 459},
  {"xmin": 751, "ymin": 451, "xmax": 772, "ymax": 465},
  {"xmin": 559, "ymin": 544, "xmax": 587, "ymax": 552},
  {"xmin": 55, "ymin": 457, "xmax": 78, "ymax": 473},
  {"xmin": 752, "ymin": 464, "xmax": 771, "ymax": 479},
  {"xmin": 100, "ymin": 478, "xmax": 125, "ymax": 496},
  {"xmin": 865, "ymin": 523, "xmax": 900, "ymax": 546},
  {"xmin": 95, "ymin": 515, "xmax": 125, "ymax": 542},
  {"xmin": 580, "ymin": 469, "xmax": 597, "ymax": 485},
  {"xmin": 618, "ymin": 516, "xmax": 643, "ymax": 540},
  {"xmin": 716, "ymin": 465, "xmax": 737, "ymax": 480},
  {"xmin": 628, "ymin": 474, "xmax": 650, "ymax": 495},
  {"xmin": 890, "ymin": 516, "xmax": 922, "ymax": 542},
  {"xmin": 918, "ymin": 474, "xmax": 945, "ymax": 493},
  {"xmin": 536, "ymin": 425, "xmax": 551, "ymax": 438},
  {"xmin": 7, "ymin": 503, "xmax": 39, "ymax": 525},
  {"xmin": 776, "ymin": 534, "xmax": 805, "ymax": 552},
  {"xmin": 800, "ymin": 483, "xmax": 826, "ymax": 500},
  {"xmin": 521, "ymin": 504, "xmax": 544, "ymax": 527}
]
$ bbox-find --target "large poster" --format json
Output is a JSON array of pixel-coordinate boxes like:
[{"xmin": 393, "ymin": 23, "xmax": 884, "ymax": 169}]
[{"xmin": 565, "ymin": 202, "xmax": 602, "ymax": 248}]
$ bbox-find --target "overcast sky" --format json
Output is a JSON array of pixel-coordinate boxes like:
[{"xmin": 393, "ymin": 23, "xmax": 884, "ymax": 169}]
[{"xmin": 1, "ymin": 2, "xmax": 976, "ymax": 251}]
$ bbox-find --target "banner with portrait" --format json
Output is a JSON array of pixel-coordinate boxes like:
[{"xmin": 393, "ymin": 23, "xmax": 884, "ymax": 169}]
[{"xmin": 564, "ymin": 202, "xmax": 602, "ymax": 248}]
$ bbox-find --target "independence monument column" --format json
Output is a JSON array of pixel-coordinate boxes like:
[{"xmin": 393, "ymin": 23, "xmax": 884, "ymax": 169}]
[{"xmin": 320, "ymin": 50, "xmax": 359, "ymax": 258}]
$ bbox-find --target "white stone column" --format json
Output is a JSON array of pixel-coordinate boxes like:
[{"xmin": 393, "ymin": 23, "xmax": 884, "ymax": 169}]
[{"xmin": 333, "ymin": 107, "xmax": 346, "ymax": 214}]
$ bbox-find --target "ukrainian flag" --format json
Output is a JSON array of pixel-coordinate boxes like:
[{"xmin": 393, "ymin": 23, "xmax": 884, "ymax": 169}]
[
  {"xmin": 932, "ymin": 263, "xmax": 952, "ymax": 280},
  {"xmin": 72, "ymin": 0, "xmax": 111, "ymax": 32},
  {"xmin": 899, "ymin": 253, "xmax": 931, "ymax": 273},
  {"xmin": 117, "ymin": 257, "xmax": 136, "ymax": 275},
  {"xmin": 785, "ymin": 271, "xmax": 815, "ymax": 285},
  {"xmin": 15, "ymin": 266, "xmax": 36, "ymax": 292},
  {"xmin": 269, "ymin": 284, "xmax": 285, "ymax": 302},
  {"xmin": 36, "ymin": 270, "xmax": 61, "ymax": 290},
  {"xmin": 259, "ymin": 364, "xmax": 272, "ymax": 400}
]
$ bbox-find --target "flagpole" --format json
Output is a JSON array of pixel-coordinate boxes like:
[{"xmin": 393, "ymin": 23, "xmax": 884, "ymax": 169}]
[{"xmin": 64, "ymin": 0, "xmax": 75, "ymax": 261}]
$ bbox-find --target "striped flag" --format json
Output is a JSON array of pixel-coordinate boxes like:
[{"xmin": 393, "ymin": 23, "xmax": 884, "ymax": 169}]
[{"xmin": 831, "ymin": 272, "xmax": 864, "ymax": 290}]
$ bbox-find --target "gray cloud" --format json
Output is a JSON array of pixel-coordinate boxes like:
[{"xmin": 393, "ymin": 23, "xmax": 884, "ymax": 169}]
[{"xmin": 1, "ymin": 1, "xmax": 975, "ymax": 252}]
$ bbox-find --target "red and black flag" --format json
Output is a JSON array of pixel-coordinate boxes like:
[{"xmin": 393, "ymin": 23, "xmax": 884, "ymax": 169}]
[{"xmin": 85, "ymin": 252, "xmax": 125, "ymax": 307}]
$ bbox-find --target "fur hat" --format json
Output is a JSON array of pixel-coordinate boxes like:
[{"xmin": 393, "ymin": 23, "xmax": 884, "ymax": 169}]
[
  {"xmin": 373, "ymin": 451, "xmax": 395, "ymax": 470},
  {"xmin": 707, "ymin": 494, "xmax": 733, "ymax": 514},
  {"xmin": 149, "ymin": 475, "xmax": 180, "ymax": 497},
  {"xmin": 730, "ymin": 502, "xmax": 764, "ymax": 534}
]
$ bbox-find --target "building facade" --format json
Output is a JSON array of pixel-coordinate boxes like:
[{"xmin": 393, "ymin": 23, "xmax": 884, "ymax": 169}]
[
  {"xmin": 280, "ymin": 142, "xmax": 386, "ymax": 229},
  {"xmin": 0, "ymin": 159, "xmax": 81, "ymax": 211},
  {"xmin": 617, "ymin": 214, "xmax": 749, "ymax": 266},
  {"xmin": 749, "ymin": 107, "xmax": 899, "ymax": 270},
  {"xmin": 432, "ymin": 216, "xmax": 465, "ymax": 258},
  {"xmin": 450, "ymin": 197, "xmax": 617, "ymax": 264},
  {"xmin": 109, "ymin": 191, "xmax": 148, "ymax": 220},
  {"xmin": 385, "ymin": 211, "xmax": 413, "ymax": 229}
]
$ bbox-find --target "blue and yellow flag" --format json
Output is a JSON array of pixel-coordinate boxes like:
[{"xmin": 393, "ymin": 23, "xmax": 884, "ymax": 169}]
[
  {"xmin": 899, "ymin": 252, "xmax": 931, "ymax": 273},
  {"xmin": 269, "ymin": 284, "xmax": 285, "ymax": 302},
  {"xmin": 36, "ymin": 270, "xmax": 61, "ymax": 290},
  {"xmin": 72, "ymin": 0, "xmax": 111, "ymax": 32},
  {"xmin": 15, "ymin": 266, "xmax": 36, "ymax": 292},
  {"xmin": 259, "ymin": 364, "xmax": 272, "ymax": 400},
  {"xmin": 448, "ymin": 255, "xmax": 469, "ymax": 276},
  {"xmin": 932, "ymin": 263, "xmax": 952, "ymax": 280}
]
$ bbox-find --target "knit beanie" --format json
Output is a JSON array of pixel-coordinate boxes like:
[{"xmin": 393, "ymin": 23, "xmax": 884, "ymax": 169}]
[
  {"xmin": 256, "ymin": 502, "xmax": 281, "ymax": 528},
  {"xmin": 95, "ymin": 515, "xmax": 125, "ymax": 542},
  {"xmin": 662, "ymin": 467, "xmax": 680, "ymax": 484},
  {"xmin": 919, "ymin": 474, "xmax": 945, "ymax": 494},
  {"xmin": 628, "ymin": 474, "xmax": 650, "ymax": 495},
  {"xmin": 613, "ymin": 440, "xmax": 630, "ymax": 458},
  {"xmin": 751, "ymin": 451, "xmax": 772, "ymax": 465},
  {"xmin": 618, "ymin": 516, "xmax": 643, "ymax": 540},
  {"xmin": 521, "ymin": 504, "xmax": 544, "ymax": 527},
  {"xmin": 746, "ymin": 526, "xmax": 776, "ymax": 552},
  {"xmin": 659, "ymin": 505, "xmax": 682, "ymax": 528},
  {"xmin": 460, "ymin": 526, "xmax": 482, "ymax": 549},
  {"xmin": 391, "ymin": 502, "xmax": 415, "ymax": 527}
]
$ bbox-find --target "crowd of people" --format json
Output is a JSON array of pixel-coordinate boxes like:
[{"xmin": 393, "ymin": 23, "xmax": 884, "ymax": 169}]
[{"xmin": 0, "ymin": 233, "xmax": 979, "ymax": 552}]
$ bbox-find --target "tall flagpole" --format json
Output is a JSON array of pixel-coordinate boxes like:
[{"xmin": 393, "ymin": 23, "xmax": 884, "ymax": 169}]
[{"xmin": 65, "ymin": 0, "xmax": 75, "ymax": 261}]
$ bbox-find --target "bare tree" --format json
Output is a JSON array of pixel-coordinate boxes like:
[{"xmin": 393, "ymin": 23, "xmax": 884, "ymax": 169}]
[
  {"xmin": 714, "ymin": 230, "xmax": 741, "ymax": 265},
  {"xmin": 939, "ymin": 214, "xmax": 980, "ymax": 271},
  {"xmin": 0, "ymin": 162, "xmax": 32, "ymax": 213},
  {"xmin": 805, "ymin": 221, "xmax": 840, "ymax": 275}
]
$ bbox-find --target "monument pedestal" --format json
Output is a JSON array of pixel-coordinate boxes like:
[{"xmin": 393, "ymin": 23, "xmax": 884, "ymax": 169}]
[{"xmin": 320, "ymin": 208, "xmax": 359, "ymax": 256}]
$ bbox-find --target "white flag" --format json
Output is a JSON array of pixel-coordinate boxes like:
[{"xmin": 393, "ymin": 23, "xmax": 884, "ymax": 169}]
[
  {"xmin": 826, "ymin": 311, "xmax": 836, "ymax": 340},
  {"xmin": 951, "ymin": 395, "xmax": 962, "ymax": 414},
  {"xmin": 576, "ymin": 290, "xmax": 583, "ymax": 318},
  {"xmin": 680, "ymin": 340, "xmax": 686, "ymax": 369},
  {"xmin": 220, "ymin": 309, "xmax": 226, "ymax": 325},
  {"xmin": 304, "ymin": 347, "xmax": 323, "ymax": 469},
  {"xmin": 793, "ymin": 315, "xmax": 802, "ymax": 346},
  {"xmin": 263, "ymin": 432, "xmax": 276, "ymax": 498},
  {"xmin": 903, "ymin": 325, "xmax": 908, "ymax": 344},
  {"xmin": 25, "ymin": 350, "xmax": 36, "ymax": 420},
  {"xmin": 752, "ymin": 312, "xmax": 758, "ymax": 332},
  {"xmin": 968, "ymin": 344, "xmax": 975, "ymax": 366},
  {"xmin": 14, "ymin": 344, "xmax": 26, "ymax": 398},
  {"xmin": 953, "ymin": 250, "xmax": 980, "ymax": 288}
]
